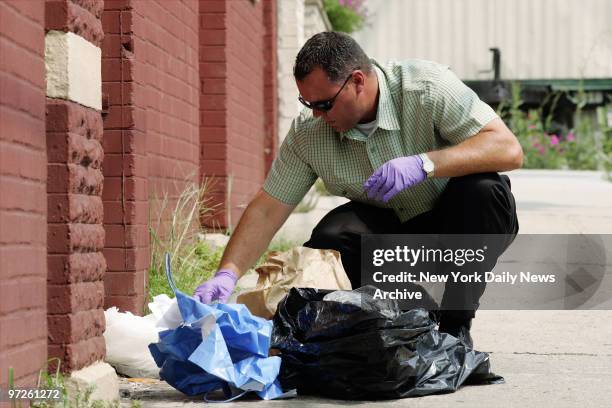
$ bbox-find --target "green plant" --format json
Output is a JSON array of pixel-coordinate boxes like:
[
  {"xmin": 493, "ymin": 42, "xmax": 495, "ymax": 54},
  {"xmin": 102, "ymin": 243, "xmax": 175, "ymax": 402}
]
[
  {"xmin": 148, "ymin": 179, "xmax": 302, "ymax": 302},
  {"xmin": 323, "ymin": 0, "xmax": 366, "ymax": 33},
  {"xmin": 499, "ymin": 82, "xmax": 600, "ymax": 170},
  {"xmin": 148, "ymin": 179, "xmax": 218, "ymax": 306},
  {"xmin": 597, "ymin": 105, "xmax": 612, "ymax": 179}
]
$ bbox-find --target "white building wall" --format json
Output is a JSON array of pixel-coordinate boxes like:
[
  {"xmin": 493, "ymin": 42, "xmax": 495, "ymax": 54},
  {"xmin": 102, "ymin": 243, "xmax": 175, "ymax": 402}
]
[
  {"xmin": 353, "ymin": 0, "xmax": 612, "ymax": 80},
  {"xmin": 277, "ymin": 0, "xmax": 305, "ymax": 144},
  {"xmin": 277, "ymin": 0, "xmax": 331, "ymax": 143}
]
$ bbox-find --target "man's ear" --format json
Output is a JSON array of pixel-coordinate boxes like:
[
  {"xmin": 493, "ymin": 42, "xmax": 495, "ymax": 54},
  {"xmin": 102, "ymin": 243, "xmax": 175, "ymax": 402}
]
[{"xmin": 352, "ymin": 70, "xmax": 367, "ymax": 94}]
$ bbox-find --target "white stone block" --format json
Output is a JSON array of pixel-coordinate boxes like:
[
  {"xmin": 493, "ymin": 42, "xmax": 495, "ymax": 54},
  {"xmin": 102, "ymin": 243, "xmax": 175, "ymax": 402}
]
[
  {"xmin": 45, "ymin": 30, "xmax": 102, "ymax": 110},
  {"xmin": 68, "ymin": 361, "xmax": 119, "ymax": 403}
]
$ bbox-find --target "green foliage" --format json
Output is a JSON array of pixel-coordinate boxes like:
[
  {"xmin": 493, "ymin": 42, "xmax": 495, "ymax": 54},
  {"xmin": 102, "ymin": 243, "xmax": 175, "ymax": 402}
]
[
  {"xmin": 597, "ymin": 106, "xmax": 612, "ymax": 179},
  {"xmin": 499, "ymin": 82, "xmax": 601, "ymax": 170},
  {"xmin": 148, "ymin": 237, "xmax": 299, "ymax": 302},
  {"xmin": 148, "ymin": 239, "xmax": 223, "ymax": 302},
  {"xmin": 148, "ymin": 180, "xmax": 218, "ymax": 309},
  {"xmin": 323, "ymin": 0, "xmax": 365, "ymax": 33},
  {"xmin": 147, "ymin": 177, "xmax": 301, "ymax": 302}
]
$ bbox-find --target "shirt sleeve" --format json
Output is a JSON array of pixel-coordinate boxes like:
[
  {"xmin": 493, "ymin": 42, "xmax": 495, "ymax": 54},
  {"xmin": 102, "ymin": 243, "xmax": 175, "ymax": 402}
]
[
  {"xmin": 429, "ymin": 66, "xmax": 499, "ymax": 144},
  {"xmin": 263, "ymin": 121, "xmax": 317, "ymax": 205}
]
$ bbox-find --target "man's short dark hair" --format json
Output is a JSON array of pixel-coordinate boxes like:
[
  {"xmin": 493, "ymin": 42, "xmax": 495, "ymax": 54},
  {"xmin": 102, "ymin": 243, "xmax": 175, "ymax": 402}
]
[{"xmin": 293, "ymin": 31, "xmax": 373, "ymax": 83}]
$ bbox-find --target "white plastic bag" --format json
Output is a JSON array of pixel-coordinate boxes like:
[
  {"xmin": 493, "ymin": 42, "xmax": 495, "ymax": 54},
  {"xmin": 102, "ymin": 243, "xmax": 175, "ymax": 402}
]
[{"xmin": 103, "ymin": 294, "xmax": 179, "ymax": 378}]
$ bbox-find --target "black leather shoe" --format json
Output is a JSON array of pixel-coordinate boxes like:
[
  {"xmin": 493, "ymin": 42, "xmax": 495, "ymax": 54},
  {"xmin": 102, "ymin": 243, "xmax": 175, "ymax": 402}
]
[{"xmin": 438, "ymin": 318, "xmax": 474, "ymax": 349}]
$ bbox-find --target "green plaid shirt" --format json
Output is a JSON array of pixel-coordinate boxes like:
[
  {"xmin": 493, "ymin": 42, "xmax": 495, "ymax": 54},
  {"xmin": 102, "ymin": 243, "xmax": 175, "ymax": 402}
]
[{"xmin": 263, "ymin": 59, "xmax": 499, "ymax": 222}]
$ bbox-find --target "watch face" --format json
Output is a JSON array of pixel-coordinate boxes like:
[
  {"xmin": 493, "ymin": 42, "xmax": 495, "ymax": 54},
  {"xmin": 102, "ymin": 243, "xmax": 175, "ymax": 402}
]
[{"xmin": 424, "ymin": 161, "xmax": 434, "ymax": 172}]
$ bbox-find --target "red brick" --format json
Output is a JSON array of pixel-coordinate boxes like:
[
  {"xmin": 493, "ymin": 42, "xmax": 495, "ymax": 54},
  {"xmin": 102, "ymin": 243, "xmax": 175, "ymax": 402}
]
[
  {"xmin": 201, "ymin": 110, "xmax": 226, "ymax": 127},
  {"xmin": 0, "ymin": 340, "xmax": 47, "ymax": 385},
  {"xmin": 101, "ymin": 10, "xmax": 120, "ymax": 33},
  {"xmin": 0, "ymin": 1, "xmax": 44, "ymax": 55},
  {"xmin": 46, "ymin": 0, "xmax": 105, "ymax": 47},
  {"xmin": 200, "ymin": 29, "xmax": 225, "ymax": 46},
  {"xmin": 0, "ymin": 312, "xmax": 47, "ymax": 350},
  {"xmin": 47, "ymin": 164, "xmax": 104, "ymax": 196},
  {"xmin": 199, "ymin": 1, "xmax": 225, "ymax": 13},
  {"xmin": 200, "ymin": 13, "xmax": 225, "ymax": 29},
  {"xmin": 0, "ymin": 245, "xmax": 46, "ymax": 281},
  {"xmin": 102, "ymin": 58, "xmax": 122, "ymax": 81},
  {"xmin": 0, "ymin": 176, "xmax": 45, "ymax": 213},
  {"xmin": 200, "ymin": 159, "xmax": 227, "ymax": 176},
  {"xmin": 48, "ymin": 281, "xmax": 104, "ymax": 315},
  {"xmin": 201, "ymin": 94, "xmax": 226, "ymax": 110},
  {"xmin": 47, "ymin": 132, "xmax": 104, "ymax": 167},
  {"xmin": 46, "ymin": 99, "xmax": 103, "ymax": 140},
  {"xmin": 103, "ymin": 294, "xmax": 146, "ymax": 315},
  {"xmin": 3, "ymin": 0, "xmax": 45, "ymax": 24},
  {"xmin": 103, "ymin": 0, "xmax": 131, "ymax": 11},
  {"xmin": 0, "ymin": 107, "xmax": 45, "ymax": 153},
  {"xmin": 47, "ymin": 252, "xmax": 106, "ymax": 284},
  {"xmin": 47, "ymin": 223, "xmax": 105, "ymax": 253},
  {"xmin": 0, "ymin": 277, "xmax": 46, "ymax": 316},
  {"xmin": 47, "ymin": 309, "xmax": 105, "ymax": 344},
  {"xmin": 103, "ymin": 152, "xmax": 146, "ymax": 177},
  {"xmin": 0, "ymin": 37, "xmax": 46, "ymax": 90},
  {"xmin": 74, "ymin": 0, "xmax": 105, "ymax": 18},
  {"xmin": 201, "ymin": 143, "xmax": 227, "ymax": 160},
  {"xmin": 104, "ymin": 270, "xmax": 145, "ymax": 296},
  {"xmin": 48, "ymin": 335, "xmax": 105, "ymax": 373},
  {"xmin": 0, "ymin": 211, "xmax": 46, "ymax": 245},
  {"xmin": 47, "ymin": 194, "xmax": 104, "ymax": 224},
  {"xmin": 201, "ymin": 77, "xmax": 225, "ymax": 94}
]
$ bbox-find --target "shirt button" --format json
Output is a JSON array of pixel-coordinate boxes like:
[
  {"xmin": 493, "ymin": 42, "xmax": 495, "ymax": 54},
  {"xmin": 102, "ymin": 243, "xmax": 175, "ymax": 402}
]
[{"xmin": 369, "ymin": 146, "xmax": 377, "ymax": 153}]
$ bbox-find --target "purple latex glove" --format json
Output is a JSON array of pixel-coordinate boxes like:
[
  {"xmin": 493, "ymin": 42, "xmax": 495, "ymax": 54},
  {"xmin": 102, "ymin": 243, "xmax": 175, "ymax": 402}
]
[
  {"xmin": 193, "ymin": 268, "xmax": 238, "ymax": 304},
  {"xmin": 363, "ymin": 155, "xmax": 426, "ymax": 202}
]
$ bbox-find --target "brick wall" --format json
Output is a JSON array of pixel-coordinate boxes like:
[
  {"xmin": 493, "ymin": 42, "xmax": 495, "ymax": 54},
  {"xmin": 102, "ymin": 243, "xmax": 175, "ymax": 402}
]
[
  {"xmin": 101, "ymin": 0, "xmax": 150, "ymax": 315},
  {"xmin": 200, "ymin": 0, "xmax": 274, "ymax": 228},
  {"xmin": 45, "ymin": 0, "xmax": 107, "ymax": 373},
  {"xmin": 102, "ymin": 0, "xmax": 200, "ymax": 314},
  {"xmin": 0, "ymin": 0, "xmax": 48, "ymax": 387}
]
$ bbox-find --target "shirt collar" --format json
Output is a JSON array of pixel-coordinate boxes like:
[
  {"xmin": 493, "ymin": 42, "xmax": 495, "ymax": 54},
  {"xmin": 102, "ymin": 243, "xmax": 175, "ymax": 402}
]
[{"xmin": 340, "ymin": 60, "xmax": 401, "ymax": 141}]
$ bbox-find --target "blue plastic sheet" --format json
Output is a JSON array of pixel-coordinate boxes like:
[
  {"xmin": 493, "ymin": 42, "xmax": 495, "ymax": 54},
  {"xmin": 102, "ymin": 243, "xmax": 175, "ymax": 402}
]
[{"xmin": 148, "ymin": 254, "xmax": 292, "ymax": 401}]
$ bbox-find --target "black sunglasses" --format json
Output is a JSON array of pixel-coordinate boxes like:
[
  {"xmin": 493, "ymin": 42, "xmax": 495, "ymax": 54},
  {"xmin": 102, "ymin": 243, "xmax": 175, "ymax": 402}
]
[{"xmin": 298, "ymin": 73, "xmax": 353, "ymax": 112}]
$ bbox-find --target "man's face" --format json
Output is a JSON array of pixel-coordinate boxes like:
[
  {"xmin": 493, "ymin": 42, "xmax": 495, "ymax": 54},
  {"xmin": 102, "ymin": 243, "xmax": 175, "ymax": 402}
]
[{"xmin": 296, "ymin": 67, "xmax": 363, "ymax": 133}]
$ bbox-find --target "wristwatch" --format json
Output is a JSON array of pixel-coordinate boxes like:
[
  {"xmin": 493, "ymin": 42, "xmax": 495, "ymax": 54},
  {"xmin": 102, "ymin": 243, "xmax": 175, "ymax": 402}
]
[{"xmin": 419, "ymin": 153, "xmax": 435, "ymax": 178}]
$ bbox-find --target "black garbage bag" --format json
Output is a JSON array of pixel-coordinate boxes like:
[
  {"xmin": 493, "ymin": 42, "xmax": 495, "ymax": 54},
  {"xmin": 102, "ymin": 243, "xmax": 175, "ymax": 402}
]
[{"xmin": 271, "ymin": 286, "xmax": 503, "ymax": 400}]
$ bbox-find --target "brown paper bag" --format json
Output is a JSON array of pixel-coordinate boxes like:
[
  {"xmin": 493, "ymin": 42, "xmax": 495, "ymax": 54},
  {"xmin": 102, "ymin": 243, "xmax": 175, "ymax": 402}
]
[{"xmin": 237, "ymin": 246, "xmax": 352, "ymax": 319}]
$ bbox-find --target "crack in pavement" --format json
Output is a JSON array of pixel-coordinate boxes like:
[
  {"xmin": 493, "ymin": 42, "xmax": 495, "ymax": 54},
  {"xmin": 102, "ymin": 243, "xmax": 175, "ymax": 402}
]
[{"xmin": 486, "ymin": 351, "xmax": 612, "ymax": 357}]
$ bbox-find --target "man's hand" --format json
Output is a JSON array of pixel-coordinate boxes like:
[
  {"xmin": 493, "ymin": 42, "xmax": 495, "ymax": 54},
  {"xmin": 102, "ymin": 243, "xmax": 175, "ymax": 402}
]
[
  {"xmin": 364, "ymin": 155, "xmax": 426, "ymax": 202},
  {"xmin": 193, "ymin": 268, "xmax": 238, "ymax": 304}
]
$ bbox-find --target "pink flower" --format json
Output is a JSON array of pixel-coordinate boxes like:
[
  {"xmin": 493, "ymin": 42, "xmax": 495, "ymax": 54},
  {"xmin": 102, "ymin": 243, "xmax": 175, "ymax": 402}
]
[
  {"xmin": 528, "ymin": 124, "xmax": 536, "ymax": 130},
  {"xmin": 532, "ymin": 142, "xmax": 542, "ymax": 148},
  {"xmin": 550, "ymin": 135, "xmax": 559, "ymax": 146},
  {"xmin": 338, "ymin": 0, "xmax": 345, "ymax": 5},
  {"xmin": 538, "ymin": 146, "xmax": 546, "ymax": 155},
  {"xmin": 566, "ymin": 132, "xmax": 575, "ymax": 141}
]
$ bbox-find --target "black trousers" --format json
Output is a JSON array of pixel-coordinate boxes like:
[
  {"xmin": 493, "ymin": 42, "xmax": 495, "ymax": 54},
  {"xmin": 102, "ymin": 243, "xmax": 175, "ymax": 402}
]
[{"xmin": 304, "ymin": 172, "xmax": 519, "ymax": 322}]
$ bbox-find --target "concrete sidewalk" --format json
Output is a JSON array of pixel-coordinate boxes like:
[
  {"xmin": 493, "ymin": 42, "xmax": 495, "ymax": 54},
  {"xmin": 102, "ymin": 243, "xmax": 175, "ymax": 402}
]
[
  {"xmin": 121, "ymin": 170, "xmax": 612, "ymax": 407},
  {"xmin": 275, "ymin": 169, "xmax": 612, "ymax": 242}
]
